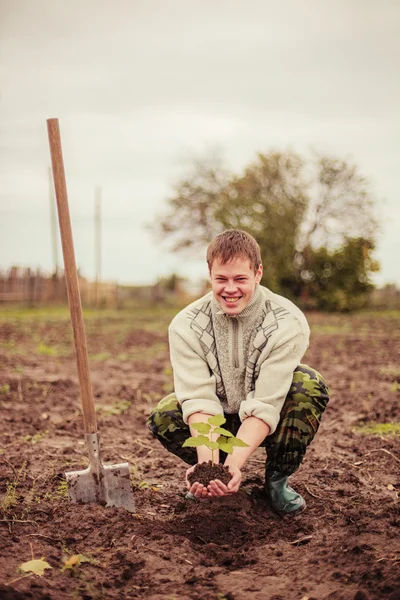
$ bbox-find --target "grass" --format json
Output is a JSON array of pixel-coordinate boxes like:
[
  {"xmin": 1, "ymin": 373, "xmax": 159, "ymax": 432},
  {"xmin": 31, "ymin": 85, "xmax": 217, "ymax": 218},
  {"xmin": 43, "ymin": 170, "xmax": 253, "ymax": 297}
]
[
  {"xmin": 0, "ymin": 304, "xmax": 180, "ymax": 359},
  {"xmin": 96, "ymin": 400, "xmax": 131, "ymax": 416},
  {"xmin": 309, "ymin": 323, "xmax": 352, "ymax": 334},
  {"xmin": 36, "ymin": 343, "xmax": 69, "ymax": 357},
  {"xmin": 21, "ymin": 430, "xmax": 49, "ymax": 444},
  {"xmin": 1, "ymin": 481, "xmax": 20, "ymax": 512},
  {"xmin": 354, "ymin": 422, "xmax": 400, "ymax": 437},
  {"xmin": 0, "ymin": 462, "xmax": 26, "ymax": 515},
  {"xmin": 0, "ymin": 304, "xmax": 178, "ymax": 368},
  {"xmin": 0, "ymin": 301, "xmax": 183, "ymax": 323},
  {"xmin": 57, "ymin": 479, "xmax": 69, "ymax": 499},
  {"xmin": 90, "ymin": 351, "xmax": 112, "ymax": 361},
  {"xmin": 380, "ymin": 366, "xmax": 400, "ymax": 378}
]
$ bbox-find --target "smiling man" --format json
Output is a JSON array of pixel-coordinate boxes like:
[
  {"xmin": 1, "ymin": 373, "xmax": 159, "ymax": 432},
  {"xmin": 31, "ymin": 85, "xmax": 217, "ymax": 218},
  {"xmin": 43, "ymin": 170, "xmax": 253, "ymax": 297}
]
[{"xmin": 148, "ymin": 230, "xmax": 329, "ymax": 515}]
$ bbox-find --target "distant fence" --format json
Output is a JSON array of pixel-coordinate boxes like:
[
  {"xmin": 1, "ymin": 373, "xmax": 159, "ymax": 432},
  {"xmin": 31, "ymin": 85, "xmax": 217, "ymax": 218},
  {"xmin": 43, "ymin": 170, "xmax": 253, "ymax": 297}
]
[
  {"xmin": 368, "ymin": 285, "xmax": 400, "ymax": 310},
  {"xmin": 0, "ymin": 267, "xmax": 118, "ymax": 308},
  {"xmin": 0, "ymin": 267, "xmax": 190, "ymax": 309}
]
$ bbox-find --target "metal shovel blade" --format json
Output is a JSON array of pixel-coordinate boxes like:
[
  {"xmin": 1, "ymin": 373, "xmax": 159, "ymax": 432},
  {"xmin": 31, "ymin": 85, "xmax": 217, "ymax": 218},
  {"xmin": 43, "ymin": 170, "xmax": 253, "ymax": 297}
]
[{"xmin": 66, "ymin": 433, "xmax": 135, "ymax": 513}]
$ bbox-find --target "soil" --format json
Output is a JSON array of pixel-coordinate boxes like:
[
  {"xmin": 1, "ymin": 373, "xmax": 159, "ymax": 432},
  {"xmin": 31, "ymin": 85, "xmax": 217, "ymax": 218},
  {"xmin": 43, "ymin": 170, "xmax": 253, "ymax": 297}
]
[
  {"xmin": 0, "ymin": 308, "xmax": 399, "ymax": 600},
  {"xmin": 188, "ymin": 461, "xmax": 232, "ymax": 487}
]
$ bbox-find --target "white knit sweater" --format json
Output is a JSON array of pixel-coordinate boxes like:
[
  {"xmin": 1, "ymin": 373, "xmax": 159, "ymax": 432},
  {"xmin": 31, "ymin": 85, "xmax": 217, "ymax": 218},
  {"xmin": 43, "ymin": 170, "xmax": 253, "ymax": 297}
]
[{"xmin": 168, "ymin": 285, "xmax": 310, "ymax": 434}]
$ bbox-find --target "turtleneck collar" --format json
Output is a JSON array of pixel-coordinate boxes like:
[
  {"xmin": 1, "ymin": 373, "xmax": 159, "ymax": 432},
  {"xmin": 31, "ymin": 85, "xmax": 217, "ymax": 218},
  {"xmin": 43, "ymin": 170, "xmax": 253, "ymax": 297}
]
[{"xmin": 211, "ymin": 284, "xmax": 263, "ymax": 322}]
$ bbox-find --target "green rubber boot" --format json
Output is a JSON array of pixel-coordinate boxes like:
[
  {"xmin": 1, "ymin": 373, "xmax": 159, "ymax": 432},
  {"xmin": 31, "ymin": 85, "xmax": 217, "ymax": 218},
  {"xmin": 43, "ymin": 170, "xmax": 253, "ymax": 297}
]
[{"xmin": 265, "ymin": 471, "xmax": 306, "ymax": 516}]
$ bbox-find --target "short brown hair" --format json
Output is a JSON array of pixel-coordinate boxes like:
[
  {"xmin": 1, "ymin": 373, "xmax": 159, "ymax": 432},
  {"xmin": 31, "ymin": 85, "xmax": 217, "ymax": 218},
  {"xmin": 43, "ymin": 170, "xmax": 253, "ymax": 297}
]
[{"xmin": 206, "ymin": 230, "xmax": 262, "ymax": 273}]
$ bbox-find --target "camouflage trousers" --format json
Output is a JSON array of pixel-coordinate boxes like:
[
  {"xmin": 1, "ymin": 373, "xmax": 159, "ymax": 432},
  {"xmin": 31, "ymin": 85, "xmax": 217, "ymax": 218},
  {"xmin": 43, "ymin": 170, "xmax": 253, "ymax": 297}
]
[{"xmin": 147, "ymin": 364, "xmax": 329, "ymax": 475}]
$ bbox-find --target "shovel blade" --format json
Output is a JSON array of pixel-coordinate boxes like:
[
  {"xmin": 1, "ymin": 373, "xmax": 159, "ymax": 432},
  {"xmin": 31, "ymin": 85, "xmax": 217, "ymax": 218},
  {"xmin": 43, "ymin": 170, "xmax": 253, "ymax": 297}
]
[{"xmin": 66, "ymin": 461, "xmax": 135, "ymax": 513}]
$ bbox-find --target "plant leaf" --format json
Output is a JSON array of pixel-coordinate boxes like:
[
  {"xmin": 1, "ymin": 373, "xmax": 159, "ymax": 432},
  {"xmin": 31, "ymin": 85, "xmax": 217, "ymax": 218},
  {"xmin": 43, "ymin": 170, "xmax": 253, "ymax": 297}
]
[
  {"xmin": 191, "ymin": 422, "xmax": 211, "ymax": 435},
  {"xmin": 208, "ymin": 414, "xmax": 226, "ymax": 426},
  {"xmin": 205, "ymin": 440, "xmax": 219, "ymax": 450},
  {"xmin": 218, "ymin": 441, "xmax": 234, "ymax": 454},
  {"xmin": 62, "ymin": 554, "xmax": 96, "ymax": 571},
  {"xmin": 182, "ymin": 435, "xmax": 209, "ymax": 447},
  {"xmin": 20, "ymin": 559, "xmax": 52, "ymax": 576},
  {"xmin": 214, "ymin": 427, "xmax": 233, "ymax": 437},
  {"xmin": 230, "ymin": 438, "xmax": 249, "ymax": 447}
]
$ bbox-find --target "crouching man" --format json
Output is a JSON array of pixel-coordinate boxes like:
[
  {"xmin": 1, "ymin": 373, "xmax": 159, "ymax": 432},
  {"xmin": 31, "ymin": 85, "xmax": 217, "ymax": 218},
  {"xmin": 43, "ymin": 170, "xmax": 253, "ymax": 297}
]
[{"xmin": 148, "ymin": 229, "xmax": 329, "ymax": 516}]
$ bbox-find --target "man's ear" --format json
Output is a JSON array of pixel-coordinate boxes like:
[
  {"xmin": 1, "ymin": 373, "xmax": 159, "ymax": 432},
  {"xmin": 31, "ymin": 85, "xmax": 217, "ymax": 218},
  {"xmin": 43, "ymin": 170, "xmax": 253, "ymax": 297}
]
[{"xmin": 255, "ymin": 264, "xmax": 263, "ymax": 283}]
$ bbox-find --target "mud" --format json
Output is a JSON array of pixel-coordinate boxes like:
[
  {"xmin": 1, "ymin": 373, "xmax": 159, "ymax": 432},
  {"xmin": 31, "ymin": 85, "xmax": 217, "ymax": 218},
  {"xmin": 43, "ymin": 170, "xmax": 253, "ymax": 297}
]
[{"xmin": 0, "ymin": 309, "xmax": 399, "ymax": 599}]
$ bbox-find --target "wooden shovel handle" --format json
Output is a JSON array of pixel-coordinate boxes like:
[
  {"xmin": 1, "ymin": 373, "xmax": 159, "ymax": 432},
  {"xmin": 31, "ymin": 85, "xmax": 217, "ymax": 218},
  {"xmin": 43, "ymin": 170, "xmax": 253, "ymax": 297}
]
[{"xmin": 47, "ymin": 118, "xmax": 97, "ymax": 434}]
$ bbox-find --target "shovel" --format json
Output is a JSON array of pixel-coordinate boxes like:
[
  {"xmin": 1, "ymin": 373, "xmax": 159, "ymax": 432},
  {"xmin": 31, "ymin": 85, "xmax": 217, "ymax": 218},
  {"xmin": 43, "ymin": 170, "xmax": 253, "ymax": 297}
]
[{"xmin": 47, "ymin": 118, "xmax": 135, "ymax": 513}]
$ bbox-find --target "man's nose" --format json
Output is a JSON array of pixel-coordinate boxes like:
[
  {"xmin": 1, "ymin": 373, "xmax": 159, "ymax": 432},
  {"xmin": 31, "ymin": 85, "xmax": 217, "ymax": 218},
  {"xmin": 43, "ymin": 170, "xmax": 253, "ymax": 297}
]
[{"xmin": 224, "ymin": 280, "xmax": 238, "ymax": 293}]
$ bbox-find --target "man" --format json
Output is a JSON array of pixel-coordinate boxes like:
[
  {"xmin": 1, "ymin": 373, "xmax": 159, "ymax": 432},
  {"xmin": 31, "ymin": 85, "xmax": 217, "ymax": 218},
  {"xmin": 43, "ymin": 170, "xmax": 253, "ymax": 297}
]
[{"xmin": 148, "ymin": 230, "xmax": 329, "ymax": 515}]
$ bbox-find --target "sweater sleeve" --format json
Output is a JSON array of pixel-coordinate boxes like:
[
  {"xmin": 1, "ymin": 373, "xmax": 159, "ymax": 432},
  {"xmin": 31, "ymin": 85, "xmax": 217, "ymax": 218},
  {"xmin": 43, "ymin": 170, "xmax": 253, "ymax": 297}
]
[
  {"xmin": 239, "ymin": 320, "xmax": 309, "ymax": 434},
  {"xmin": 168, "ymin": 324, "xmax": 224, "ymax": 424}
]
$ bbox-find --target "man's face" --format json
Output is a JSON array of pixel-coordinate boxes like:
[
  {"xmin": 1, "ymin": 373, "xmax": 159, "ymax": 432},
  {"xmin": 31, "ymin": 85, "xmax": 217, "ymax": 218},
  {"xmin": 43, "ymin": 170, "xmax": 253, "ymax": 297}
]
[{"xmin": 210, "ymin": 256, "xmax": 263, "ymax": 316}]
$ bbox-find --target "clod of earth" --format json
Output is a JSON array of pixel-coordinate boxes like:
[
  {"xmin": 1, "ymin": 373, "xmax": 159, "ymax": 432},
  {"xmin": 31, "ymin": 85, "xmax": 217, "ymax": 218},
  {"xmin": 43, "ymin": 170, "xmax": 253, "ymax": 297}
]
[{"xmin": 188, "ymin": 460, "xmax": 232, "ymax": 487}]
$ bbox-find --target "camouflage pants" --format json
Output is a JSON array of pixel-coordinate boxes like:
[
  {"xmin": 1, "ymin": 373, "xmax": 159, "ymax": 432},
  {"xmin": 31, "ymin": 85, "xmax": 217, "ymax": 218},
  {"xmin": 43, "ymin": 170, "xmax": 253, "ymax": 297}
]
[{"xmin": 147, "ymin": 364, "xmax": 329, "ymax": 475}]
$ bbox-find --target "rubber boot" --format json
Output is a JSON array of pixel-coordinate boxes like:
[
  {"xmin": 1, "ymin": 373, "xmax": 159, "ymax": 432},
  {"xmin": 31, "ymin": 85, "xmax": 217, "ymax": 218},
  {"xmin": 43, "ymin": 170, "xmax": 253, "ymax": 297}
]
[{"xmin": 265, "ymin": 470, "xmax": 306, "ymax": 516}]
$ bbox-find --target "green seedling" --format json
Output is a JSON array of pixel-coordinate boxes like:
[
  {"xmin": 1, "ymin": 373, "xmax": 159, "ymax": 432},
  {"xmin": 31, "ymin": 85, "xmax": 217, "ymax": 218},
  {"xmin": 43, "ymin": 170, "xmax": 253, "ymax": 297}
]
[
  {"xmin": 96, "ymin": 400, "xmax": 131, "ymax": 416},
  {"xmin": 162, "ymin": 381, "xmax": 174, "ymax": 394},
  {"xmin": 61, "ymin": 553, "xmax": 98, "ymax": 572},
  {"xmin": 1, "ymin": 481, "xmax": 19, "ymax": 512},
  {"xmin": 57, "ymin": 479, "xmax": 69, "ymax": 499},
  {"xmin": 1, "ymin": 462, "xmax": 26, "ymax": 514},
  {"xmin": 138, "ymin": 480, "xmax": 162, "ymax": 491},
  {"xmin": 182, "ymin": 414, "xmax": 249, "ymax": 466},
  {"xmin": 0, "ymin": 383, "xmax": 10, "ymax": 394},
  {"xmin": 21, "ymin": 430, "xmax": 49, "ymax": 444},
  {"xmin": 36, "ymin": 343, "xmax": 58, "ymax": 356}
]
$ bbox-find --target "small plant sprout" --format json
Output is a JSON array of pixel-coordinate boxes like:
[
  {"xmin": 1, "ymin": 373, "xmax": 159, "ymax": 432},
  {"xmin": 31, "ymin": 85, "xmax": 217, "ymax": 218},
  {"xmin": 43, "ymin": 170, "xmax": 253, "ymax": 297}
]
[{"xmin": 182, "ymin": 414, "xmax": 248, "ymax": 466}]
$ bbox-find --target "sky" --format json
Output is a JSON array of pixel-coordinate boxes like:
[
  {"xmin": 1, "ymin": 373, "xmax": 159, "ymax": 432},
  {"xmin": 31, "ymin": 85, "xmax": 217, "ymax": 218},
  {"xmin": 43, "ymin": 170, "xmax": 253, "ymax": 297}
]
[{"xmin": 1, "ymin": 0, "xmax": 399, "ymax": 287}]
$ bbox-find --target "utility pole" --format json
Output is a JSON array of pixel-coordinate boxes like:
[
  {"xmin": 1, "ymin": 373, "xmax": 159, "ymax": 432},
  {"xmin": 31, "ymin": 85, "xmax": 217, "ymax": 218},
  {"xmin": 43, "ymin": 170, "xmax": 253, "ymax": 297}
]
[
  {"xmin": 49, "ymin": 166, "xmax": 59, "ymax": 275},
  {"xmin": 95, "ymin": 186, "xmax": 101, "ymax": 307}
]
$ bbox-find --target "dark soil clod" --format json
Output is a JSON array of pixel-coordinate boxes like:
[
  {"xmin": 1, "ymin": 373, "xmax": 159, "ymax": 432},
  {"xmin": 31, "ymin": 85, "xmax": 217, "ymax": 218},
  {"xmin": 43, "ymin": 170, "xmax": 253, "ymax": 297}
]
[{"xmin": 187, "ymin": 460, "xmax": 232, "ymax": 487}]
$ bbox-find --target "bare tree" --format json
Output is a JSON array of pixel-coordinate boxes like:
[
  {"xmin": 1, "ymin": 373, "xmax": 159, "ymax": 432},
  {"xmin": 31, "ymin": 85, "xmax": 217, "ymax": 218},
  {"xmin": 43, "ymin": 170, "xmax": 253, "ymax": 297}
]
[{"xmin": 299, "ymin": 154, "xmax": 378, "ymax": 252}]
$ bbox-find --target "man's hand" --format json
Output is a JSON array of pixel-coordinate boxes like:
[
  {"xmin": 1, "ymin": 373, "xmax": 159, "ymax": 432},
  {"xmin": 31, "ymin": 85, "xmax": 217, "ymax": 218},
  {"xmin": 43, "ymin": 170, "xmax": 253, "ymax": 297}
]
[
  {"xmin": 207, "ymin": 463, "xmax": 242, "ymax": 497},
  {"xmin": 185, "ymin": 464, "xmax": 209, "ymax": 499},
  {"xmin": 185, "ymin": 416, "xmax": 269, "ymax": 499}
]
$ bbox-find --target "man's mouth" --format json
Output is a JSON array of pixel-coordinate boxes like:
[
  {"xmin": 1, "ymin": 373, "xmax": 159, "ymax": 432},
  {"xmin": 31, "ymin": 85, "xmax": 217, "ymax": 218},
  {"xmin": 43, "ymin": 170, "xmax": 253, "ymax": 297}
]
[{"xmin": 222, "ymin": 297, "xmax": 242, "ymax": 304}]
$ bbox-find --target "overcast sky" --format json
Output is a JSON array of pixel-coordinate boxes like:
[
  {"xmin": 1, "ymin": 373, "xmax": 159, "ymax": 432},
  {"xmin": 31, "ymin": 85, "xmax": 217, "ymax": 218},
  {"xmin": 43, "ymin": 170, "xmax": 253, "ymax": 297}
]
[{"xmin": 1, "ymin": 0, "xmax": 399, "ymax": 287}]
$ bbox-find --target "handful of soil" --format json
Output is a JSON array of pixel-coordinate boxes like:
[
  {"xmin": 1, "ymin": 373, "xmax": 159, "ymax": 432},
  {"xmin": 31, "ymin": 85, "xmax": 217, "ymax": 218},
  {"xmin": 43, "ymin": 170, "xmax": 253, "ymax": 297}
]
[{"xmin": 188, "ymin": 461, "xmax": 232, "ymax": 487}]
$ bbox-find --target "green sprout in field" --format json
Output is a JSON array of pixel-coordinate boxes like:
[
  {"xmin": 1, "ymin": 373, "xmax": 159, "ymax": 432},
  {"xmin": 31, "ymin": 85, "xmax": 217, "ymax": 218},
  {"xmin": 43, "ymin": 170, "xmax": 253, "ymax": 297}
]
[{"xmin": 182, "ymin": 414, "xmax": 248, "ymax": 466}]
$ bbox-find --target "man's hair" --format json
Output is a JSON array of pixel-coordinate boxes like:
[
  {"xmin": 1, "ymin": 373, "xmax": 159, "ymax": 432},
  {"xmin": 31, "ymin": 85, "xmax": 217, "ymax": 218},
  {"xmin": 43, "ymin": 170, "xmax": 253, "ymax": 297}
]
[{"xmin": 206, "ymin": 230, "xmax": 262, "ymax": 273}]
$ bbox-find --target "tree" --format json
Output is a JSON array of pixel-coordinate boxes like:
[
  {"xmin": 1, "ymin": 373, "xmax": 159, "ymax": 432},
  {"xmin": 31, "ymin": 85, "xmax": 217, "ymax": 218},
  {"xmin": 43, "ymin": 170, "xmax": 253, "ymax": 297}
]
[
  {"xmin": 299, "ymin": 154, "xmax": 378, "ymax": 251},
  {"xmin": 156, "ymin": 151, "xmax": 308, "ymax": 293},
  {"xmin": 157, "ymin": 155, "xmax": 229, "ymax": 252},
  {"xmin": 294, "ymin": 238, "xmax": 380, "ymax": 311},
  {"xmin": 214, "ymin": 152, "xmax": 308, "ymax": 293},
  {"xmin": 155, "ymin": 150, "xmax": 379, "ymax": 309}
]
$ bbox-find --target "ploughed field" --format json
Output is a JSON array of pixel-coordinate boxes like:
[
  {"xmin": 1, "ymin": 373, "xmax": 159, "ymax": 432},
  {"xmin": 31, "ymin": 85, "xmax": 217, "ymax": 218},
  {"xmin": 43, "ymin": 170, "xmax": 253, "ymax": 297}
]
[{"xmin": 0, "ymin": 305, "xmax": 399, "ymax": 600}]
